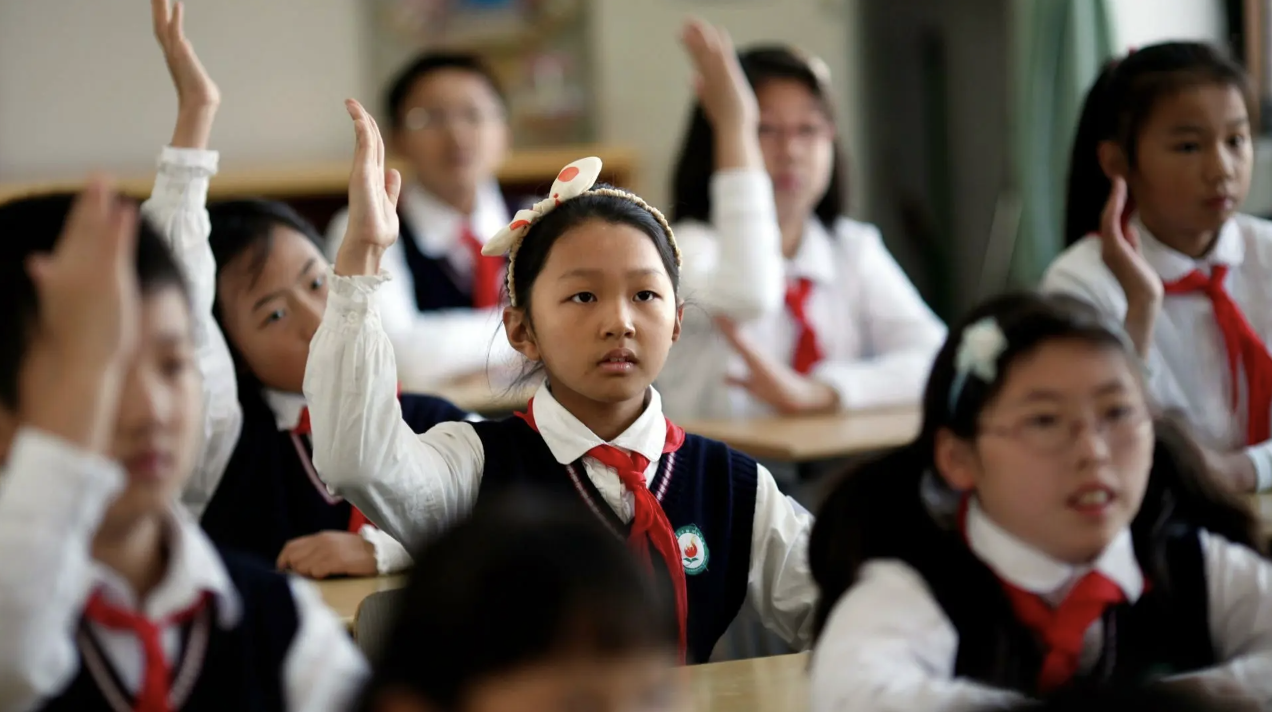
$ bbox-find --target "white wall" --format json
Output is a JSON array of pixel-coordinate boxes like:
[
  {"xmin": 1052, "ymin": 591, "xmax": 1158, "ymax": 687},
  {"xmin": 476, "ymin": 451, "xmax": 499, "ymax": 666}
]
[
  {"xmin": 588, "ymin": 0, "xmax": 867, "ymax": 210},
  {"xmin": 0, "ymin": 0, "xmax": 367, "ymax": 181},
  {"xmin": 1107, "ymin": 0, "xmax": 1227, "ymax": 51}
]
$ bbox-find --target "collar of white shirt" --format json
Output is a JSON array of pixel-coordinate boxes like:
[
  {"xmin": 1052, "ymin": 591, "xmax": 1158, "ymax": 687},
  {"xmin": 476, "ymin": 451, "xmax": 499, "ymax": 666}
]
[
  {"xmin": 91, "ymin": 506, "xmax": 242, "ymax": 628},
  {"xmin": 399, "ymin": 179, "xmax": 510, "ymax": 256},
  {"xmin": 965, "ymin": 497, "xmax": 1144, "ymax": 603},
  {"xmin": 1136, "ymin": 214, "xmax": 1244, "ymax": 282},
  {"xmin": 786, "ymin": 217, "xmax": 838, "ymax": 285},
  {"xmin": 530, "ymin": 381, "xmax": 669, "ymax": 486},
  {"xmin": 263, "ymin": 388, "xmax": 308, "ymax": 432}
]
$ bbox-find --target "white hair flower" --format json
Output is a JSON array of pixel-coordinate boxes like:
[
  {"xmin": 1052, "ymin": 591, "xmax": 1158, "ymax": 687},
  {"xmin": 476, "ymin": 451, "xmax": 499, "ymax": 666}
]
[{"xmin": 948, "ymin": 317, "xmax": 1008, "ymax": 411}]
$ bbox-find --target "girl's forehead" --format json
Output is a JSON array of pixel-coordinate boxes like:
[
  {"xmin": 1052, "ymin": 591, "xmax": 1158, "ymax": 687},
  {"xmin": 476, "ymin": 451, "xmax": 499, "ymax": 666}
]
[{"xmin": 541, "ymin": 221, "xmax": 669, "ymax": 272}]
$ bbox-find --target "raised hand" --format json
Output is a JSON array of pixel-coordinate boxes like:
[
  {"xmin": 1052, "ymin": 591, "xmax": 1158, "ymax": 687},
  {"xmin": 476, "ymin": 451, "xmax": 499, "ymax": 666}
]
[
  {"xmin": 21, "ymin": 180, "xmax": 140, "ymax": 451},
  {"xmin": 681, "ymin": 19, "xmax": 758, "ymax": 134},
  {"xmin": 335, "ymin": 99, "xmax": 403, "ymax": 277},
  {"xmin": 715, "ymin": 317, "xmax": 839, "ymax": 415},
  {"xmin": 1099, "ymin": 177, "xmax": 1162, "ymax": 356},
  {"xmin": 152, "ymin": 0, "xmax": 220, "ymax": 148}
]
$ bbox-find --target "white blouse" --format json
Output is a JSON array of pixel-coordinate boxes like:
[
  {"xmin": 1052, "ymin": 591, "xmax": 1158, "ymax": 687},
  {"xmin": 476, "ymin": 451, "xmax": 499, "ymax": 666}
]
[
  {"xmin": 660, "ymin": 169, "xmax": 947, "ymax": 420},
  {"xmin": 0, "ymin": 429, "xmax": 367, "ymax": 712},
  {"xmin": 302, "ymin": 269, "xmax": 819, "ymax": 648},
  {"xmin": 809, "ymin": 499, "xmax": 1272, "ymax": 712},
  {"xmin": 1043, "ymin": 214, "xmax": 1272, "ymax": 491}
]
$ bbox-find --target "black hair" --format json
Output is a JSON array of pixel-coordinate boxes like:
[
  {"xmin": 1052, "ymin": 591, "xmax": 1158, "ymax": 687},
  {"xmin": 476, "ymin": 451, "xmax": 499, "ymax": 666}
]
[
  {"xmin": 0, "ymin": 192, "xmax": 190, "ymax": 411},
  {"xmin": 510, "ymin": 183, "xmax": 680, "ymax": 313},
  {"xmin": 1063, "ymin": 42, "xmax": 1252, "ymax": 246},
  {"xmin": 998, "ymin": 683, "xmax": 1245, "ymax": 712},
  {"xmin": 384, "ymin": 51, "xmax": 505, "ymax": 131},
  {"xmin": 670, "ymin": 45, "xmax": 847, "ymax": 229},
  {"xmin": 807, "ymin": 292, "xmax": 1262, "ymax": 641},
  {"xmin": 357, "ymin": 490, "xmax": 677, "ymax": 711}
]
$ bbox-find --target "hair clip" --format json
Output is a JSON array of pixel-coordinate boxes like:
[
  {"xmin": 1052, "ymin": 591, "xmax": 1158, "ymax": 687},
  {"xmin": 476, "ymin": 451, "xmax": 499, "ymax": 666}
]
[{"xmin": 948, "ymin": 317, "xmax": 1008, "ymax": 413}]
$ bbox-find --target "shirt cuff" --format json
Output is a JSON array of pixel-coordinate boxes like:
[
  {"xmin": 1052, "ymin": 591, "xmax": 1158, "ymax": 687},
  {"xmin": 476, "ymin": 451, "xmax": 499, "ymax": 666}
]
[
  {"xmin": 358, "ymin": 525, "xmax": 414, "ymax": 574},
  {"xmin": 709, "ymin": 168, "xmax": 776, "ymax": 219},
  {"xmin": 5, "ymin": 428, "xmax": 126, "ymax": 517},
  {"xmin": 1244, "ymin": 444, "xmax": 1272, "ymax": 492},
  {"xmin": 150, "ymin": 147, "xmax": 219, "ymax": 208}
]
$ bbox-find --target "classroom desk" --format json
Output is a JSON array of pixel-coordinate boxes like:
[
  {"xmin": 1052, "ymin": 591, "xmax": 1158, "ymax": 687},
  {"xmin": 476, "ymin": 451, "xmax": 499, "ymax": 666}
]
[
  {"xmin": 681, "ymin": 407, "xmax": 921, "ymax": 463},
  {"xmin": 313, "ymin": 574, "xmax": 408, "ymax": 630},
  {"xmin": 684, "ymin": 653, "xmax": 809, "ymax": 712},
  {"xmin": 431, "ymin": 375, "xmax": 536, "ymax": 415}
]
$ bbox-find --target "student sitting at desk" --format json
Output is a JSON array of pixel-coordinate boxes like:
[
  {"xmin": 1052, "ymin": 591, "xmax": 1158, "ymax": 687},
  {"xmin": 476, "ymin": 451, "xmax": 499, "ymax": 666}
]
[
  {"xmin": 138, "ymin": 5, "xmax": 470, "ymax": 578},
  {"xmin": 326, "ymin": 51, "xmax": 519, "ymax": 394},
  {"xmin": 305, "ymin": 29, "xmax": 816, "ymax": 664},
  {"xmin": 808, "ymin": 292, "xmax": 1272, "ymax": 711},
  {"xmin": 658, "ymin": 31, "xmax": 945, "ymax": 421}
]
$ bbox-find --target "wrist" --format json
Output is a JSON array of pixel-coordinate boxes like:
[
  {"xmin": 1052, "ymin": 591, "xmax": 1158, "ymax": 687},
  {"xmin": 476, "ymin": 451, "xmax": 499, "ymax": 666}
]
[
  {"xmin": 334, "ymin": 245, "xmax": 386, "ymax": 277},
  {"xmin": 170, "ymin": 104, "xmax": 219, "ymax": 149}
]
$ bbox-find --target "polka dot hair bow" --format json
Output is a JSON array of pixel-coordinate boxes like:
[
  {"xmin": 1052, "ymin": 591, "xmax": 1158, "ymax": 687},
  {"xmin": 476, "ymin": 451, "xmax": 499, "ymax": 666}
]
[
  {"xmin": 482, "ymin": 156, "xmax": 682, "ymax": 306},
  {"xmin": 482, "ymin": 156, "xmax": 605, "ymax": 259}
]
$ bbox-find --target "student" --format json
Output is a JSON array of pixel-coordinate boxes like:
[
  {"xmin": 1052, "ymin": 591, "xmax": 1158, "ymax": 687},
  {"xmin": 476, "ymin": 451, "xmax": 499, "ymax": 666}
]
[
  {"xmin": 202, "ymin": 198, "xmax": 471, "ymax": 576},
  {"xmin": 325, "ymin": 51, "xmax": 518, "ymax": 393},
  {"xmin": 658, "ymin": 28, "xmax": 946, "ymax": 420},
  {"xmin": 141, "ymin": 3, "xmax": 469, "ymax": 575},
  {"xmin": 1042, "ymin": 43, "xmax": 1271, "ymax": 494},
  {"xmin": 305, "ymin": 79, "xmax": 815, "ymax": 665},
  {"xmin": 806, "ymin": 292, "xmax": 1272, "ymax": 711},
  {"xmin": 356, "ymin": 491, "xmax": 680, "ymax": 712}
]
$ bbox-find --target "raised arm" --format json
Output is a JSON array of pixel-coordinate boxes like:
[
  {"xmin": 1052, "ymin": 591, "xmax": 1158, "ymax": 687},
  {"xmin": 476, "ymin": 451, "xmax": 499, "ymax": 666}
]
[
  {"xmin": 0, "ymin": 184, "xmax": 138, "ymax": 711},
  {"xmin": 303, "ymin": 100, "xmax": 485, "ymax": 547},
  {"xmin": 139, "ymin": 0, "xmax": 242, "ymax": 518},
  {"xmin": 674, "ymin": 20, "xmax": 784, "ymax": 321}
]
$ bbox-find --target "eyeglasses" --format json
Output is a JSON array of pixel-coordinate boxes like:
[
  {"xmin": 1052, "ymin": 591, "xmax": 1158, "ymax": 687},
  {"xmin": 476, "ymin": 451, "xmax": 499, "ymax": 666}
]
[
  {"xmin": 979, "ymin": 405, "xmax": 1151, "ymax": 454},
  {"xmin": 403, "ymin": 106, "xmax": 505, "ymax": 132},
  {"xmin": 757, "ymin": 120, "xmax": 833, "ymax": 145}
]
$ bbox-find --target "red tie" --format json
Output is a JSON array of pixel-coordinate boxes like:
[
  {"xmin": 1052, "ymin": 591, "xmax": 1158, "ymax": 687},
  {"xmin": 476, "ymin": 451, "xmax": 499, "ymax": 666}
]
[
  {"xmin": 784, "ymin": 277, "xmax": 823, "ymax": 374},
  {"xmin": 1163, "ymin": 265, "xmax": 1272, "ymax": 444},
  {"xmin": 1000, "ymin": 573, "xmax": 1127, "ymax": 692},
  {"xmin": 459, "ymin": 224, "xmax": 504, "ymax": 309},
  {"xmin": 293, "ymin": 407, "xmax": 372, "ymax": 534},
  {"xmin": 83, "ymin": 589, "xmax": 210, "ymax": 712},
  {"xmin": 516, "ymin": 399, "xmax": 690, "ymax": 662}
]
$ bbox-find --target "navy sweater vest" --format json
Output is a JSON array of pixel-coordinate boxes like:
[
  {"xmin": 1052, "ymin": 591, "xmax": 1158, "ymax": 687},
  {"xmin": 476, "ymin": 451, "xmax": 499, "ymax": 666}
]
[
  {"xmin": 894, "ymin": 520, "xmax": 1214, "ymax": 694},
  {"xmin": 201, "ymin": 388, "xmax": 468, "ymax": 563},
  {"xmin": 396, "ymin": 201, "xmax": 515, "ymax": 312},
  {"xmin": 470, "ymin": 417, "xmax": 759, "ymax": 663},
  {"xmin": 40, "ymin": 549, "xmax": 299, "ymax": 711}
]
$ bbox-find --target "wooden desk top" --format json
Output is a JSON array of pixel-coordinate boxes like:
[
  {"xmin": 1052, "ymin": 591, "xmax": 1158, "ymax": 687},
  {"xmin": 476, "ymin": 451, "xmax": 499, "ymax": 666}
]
[
  {"xmin": 684, "ymin": 653, "xmax": 808, "ymax": 712},
  {"xmin": 0, "ymin": 144, "xmax": 637, "ymax": 203},
  {"xmin": 681, "ymin": 407, "xmax": 921, "ymax": 462},
  {"xmin": 431, "ymin": 376, "xmax": 535, "ymax": 416},
  {"xmin": 313, "ymin": 574, "xmax": 408, "ymax": 629}
]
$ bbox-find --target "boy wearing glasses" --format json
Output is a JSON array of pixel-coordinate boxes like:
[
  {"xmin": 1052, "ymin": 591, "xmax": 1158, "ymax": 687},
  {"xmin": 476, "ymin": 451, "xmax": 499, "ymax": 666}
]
[{"xmin": 326, "ymin": 53, "xmax": 516, "ymax": 392}]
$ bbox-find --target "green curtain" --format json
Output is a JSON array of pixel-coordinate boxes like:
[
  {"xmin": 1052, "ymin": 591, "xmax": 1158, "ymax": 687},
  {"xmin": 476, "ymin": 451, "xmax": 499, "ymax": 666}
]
[{"xmin": 1007, "ymin": 0, "xmax": 1116, "ymax": 286}]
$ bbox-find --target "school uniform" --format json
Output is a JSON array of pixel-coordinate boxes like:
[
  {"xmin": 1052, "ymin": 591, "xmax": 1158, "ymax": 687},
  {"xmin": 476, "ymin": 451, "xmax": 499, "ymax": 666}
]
[
  {"xmin": 198, "ymin": 385, "xmax": 472, "ymax": 569},
  {"xmin": 661, "ymin": 168, "xmax": 947, "ymax": 420},
  {"xmin": 0, "ymin": 428, "xmax": 367, "ymax": 712},
  {"xmin": 1043, "ymin": 214, "xmax": 1272, "ymax": 491},
  {"xmin": 301, "ymin": 269, "xmax": 818, "ymax": 663},
  {"xmin": 153, "ymin": 146, "xmax": 465, "ymax": 572},
  {"xmin": 326, "ymin": 180, "xmax": 519, "ymax": 392},
  {"xmin": 808, "ymin": 496, "xmax": 1272, "ymax": 712}
]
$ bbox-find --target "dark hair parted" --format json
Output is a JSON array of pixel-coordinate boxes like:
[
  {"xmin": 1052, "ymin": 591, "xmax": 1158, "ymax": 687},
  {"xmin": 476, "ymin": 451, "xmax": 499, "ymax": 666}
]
[
  {"xmin": 807, "ymin": 292, "xmax": 1263, "ymax": 642},
  {"xmin": 208, "ymin": 198, "xmax": 324, "ymax": 305},
  {"xmin": 384, "ymin": 51, "xmax": 505, "ymax": 131},
  {"xmin": 0, "ymin": 192, "xmax": 190, "ymax": 410},
  {"xmin": 357, "ymin": 490, "xmax": 677, "ymax": 711},
  {"xmin": 508, "ymin": 183, "xmax": 681, "ymax": 313},
  {"xmin": 671, "ymin": 45, "xmax": 847, "ymax": 229},
  {"xmin": 1063, "ymin": 42, "xmax": 1252, "ymax": 246}
]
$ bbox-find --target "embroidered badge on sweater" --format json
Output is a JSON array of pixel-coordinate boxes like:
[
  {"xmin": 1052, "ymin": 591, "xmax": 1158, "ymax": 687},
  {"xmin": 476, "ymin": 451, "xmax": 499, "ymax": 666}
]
[{"xmin": 676, "ymin": 525, "xmax": 709, "ymax": 575}]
